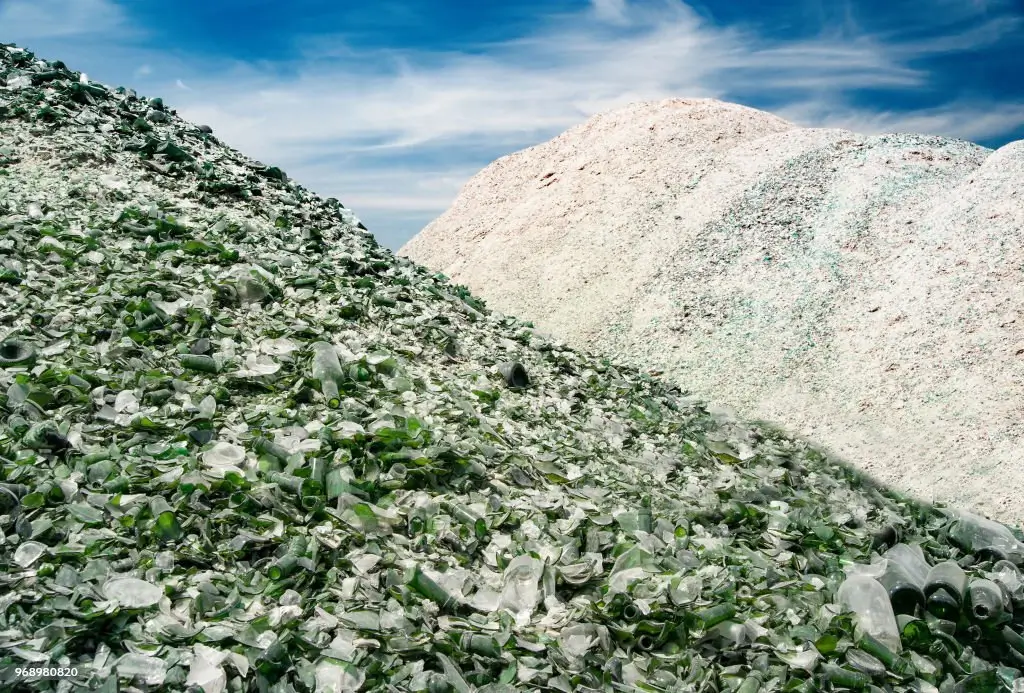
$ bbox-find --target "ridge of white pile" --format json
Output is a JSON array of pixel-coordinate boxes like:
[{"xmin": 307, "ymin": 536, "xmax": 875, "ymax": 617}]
[{"xmin": 401, "ymin": 97, "xmax": 1024, "ymax": 524}]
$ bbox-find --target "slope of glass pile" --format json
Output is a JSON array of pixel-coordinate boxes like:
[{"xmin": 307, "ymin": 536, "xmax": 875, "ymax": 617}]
[{"xmin": 2, "ymin": 42, "xmax": 1024, "ymax": 693}]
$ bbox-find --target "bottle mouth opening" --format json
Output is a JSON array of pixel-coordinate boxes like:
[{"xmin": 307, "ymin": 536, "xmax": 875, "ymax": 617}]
[
  {"xmin": 0, "ymin": 340, "xmax": 35, "ymax": 365},
  {"xmin": 974, "ymin": 605, "xmax": 990, "ymax": 619},
  {"xmin": 636, "ymin": 635, "xmax": 656, "ymax": 650},
  {"xmin": 498, "ymin": 361, "xmax": 531, "ymax": 388}
]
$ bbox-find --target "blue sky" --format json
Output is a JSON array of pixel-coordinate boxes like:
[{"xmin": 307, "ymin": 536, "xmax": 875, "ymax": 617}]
[{"xmin": 3, "ymin": 0, "xmax": 1023, "ymax": 250}]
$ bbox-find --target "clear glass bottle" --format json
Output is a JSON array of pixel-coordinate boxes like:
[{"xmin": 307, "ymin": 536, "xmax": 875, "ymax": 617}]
[
  {"xmin": 310, "ymin": 341, "xmax": 343, "ymax": 408},
  {"xmin": 837, "ymin": 574, "xmax": 902, "ymax": 653}
]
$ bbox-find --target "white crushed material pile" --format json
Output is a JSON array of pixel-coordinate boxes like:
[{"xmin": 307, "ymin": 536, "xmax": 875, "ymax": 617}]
[{"xmin": 401, "ymin": 98, "xmax": 1024, "ymax": 524}]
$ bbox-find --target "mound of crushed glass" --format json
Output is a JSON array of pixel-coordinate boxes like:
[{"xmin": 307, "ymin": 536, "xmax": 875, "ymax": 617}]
[{"xmin": 3, "ymin": 42, "xmax": 1024, "ymax": 693}]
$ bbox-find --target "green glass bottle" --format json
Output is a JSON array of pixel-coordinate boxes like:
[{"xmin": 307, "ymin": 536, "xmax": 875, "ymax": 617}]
[
  {"xmin": 690, "ymin": 603, "xmax": 737, "ymax": 631},
  {"xmin": 948, "ymin": 510, "xmax": 1024, "ymax": 563},
  {"xmin": 896, "ymin": 614, "xmax": 933, "ymax": 652},
  {"xmin": 965, "ymin": 578, "xmax": 1008, "ymax": 626},
  {"xmin": 181, "ymin": 354, "xmax": 220, "ymax": 374},
  {"xmin": 408, "ymin": 563, "xmax": 463, "ymax": 614},
  {"xmin": 268, "ymin": 471, "xmax": 322, "ymax": 499},
  {"xmin": 638, "ymin": 494, "xmax": 653, "ymax": 533},
  {"xmin": 253, "ymin": 436, "xmax": 291, "ymax": 462},
  {"xmin": 268, "ymin": 535, "xmax": 308, "ymax": 580},
  {"xmin": 458, "ymin": 631, "xmax": 501, "ymax": 658},
  {"xmin": 879, "ymin": 544, "xmax": 929, "ymax": 616},
  {"xmin": 821, "ymin": 662, "xmax": 871, "ymax": 690},
  {"xmin": 924, "ymin": 561, "xmax": 968, "ymax": 620},
  {"xmin": 443, "ymin": 501, "xmax": 488, "ymax": 540}
]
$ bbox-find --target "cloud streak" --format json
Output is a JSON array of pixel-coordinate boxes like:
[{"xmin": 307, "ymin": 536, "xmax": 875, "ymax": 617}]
[
  {"xmin": 777, "ymin": 100, "xmax": 1024, "ymax": 144},
  {"xmin": 2, "ymin": 0, "xmax": 1022, "ymax": 248},
  {"xmin": 0, "ymin": 0, "xmax": 134, "ymax": 41}
]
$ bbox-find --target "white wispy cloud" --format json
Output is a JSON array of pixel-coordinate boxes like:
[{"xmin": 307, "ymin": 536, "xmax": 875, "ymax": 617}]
[
  {"xmin": 0, "ymin": 0, "xmax": 133, "ymax": 41},
  {"xmin": 286, "ymin": 162, "xmax": 486, "ymax": 215},
  {"xmin": 2, "ymin": 0, "xmax": 1022, "ymax": 248},
  {"xmin": 589, "ymin": 0, "xmax": 631, "ymax": 25},
  {"xmin": 778, "ymin": 100, "xmax": 1024, "ymax": 143}
]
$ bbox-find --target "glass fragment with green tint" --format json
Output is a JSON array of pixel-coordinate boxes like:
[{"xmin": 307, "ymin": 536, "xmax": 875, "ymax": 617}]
[
  {"xmin": 149, "ymin": 496, "xmax": 181, "ymax": 542},
  {"xmin": 992, "ymin": 560, "xmax": 1024, "ymax": 609}
]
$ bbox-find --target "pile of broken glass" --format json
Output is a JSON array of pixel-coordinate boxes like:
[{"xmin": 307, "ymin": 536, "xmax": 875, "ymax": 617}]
[{"xmin": 2, "ymin": 42, "xmax": 1024, "ymax": 693}]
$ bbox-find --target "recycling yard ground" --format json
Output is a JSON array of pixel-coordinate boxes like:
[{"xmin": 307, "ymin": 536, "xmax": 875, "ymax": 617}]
[{"xmin": 4, "ymin": 43, "xmax": 1024, "ymax": 692}]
